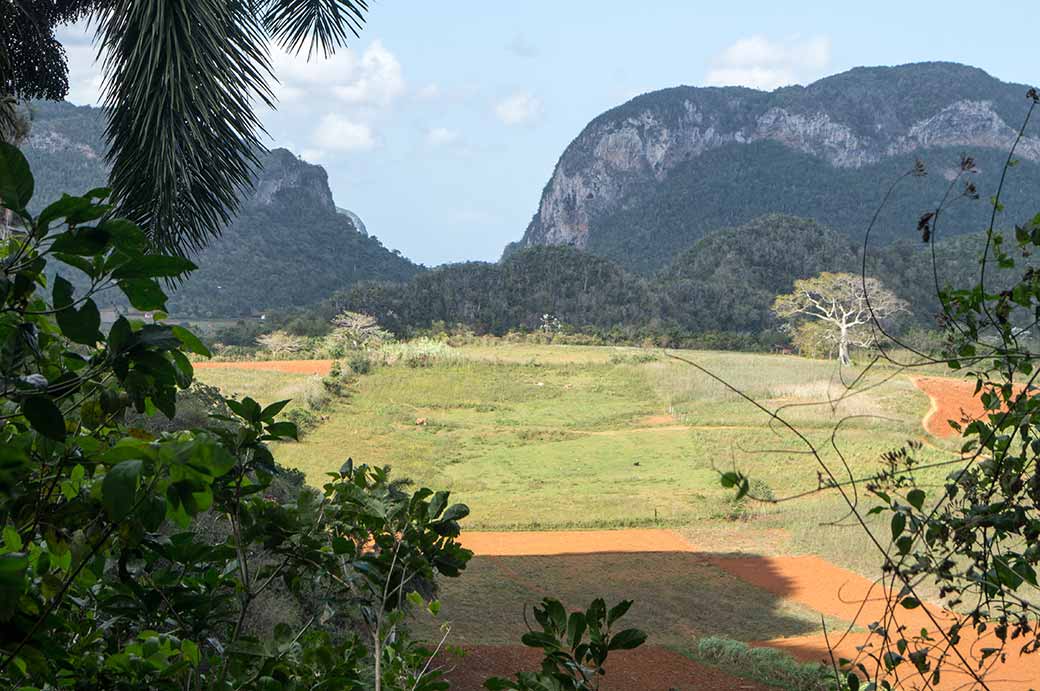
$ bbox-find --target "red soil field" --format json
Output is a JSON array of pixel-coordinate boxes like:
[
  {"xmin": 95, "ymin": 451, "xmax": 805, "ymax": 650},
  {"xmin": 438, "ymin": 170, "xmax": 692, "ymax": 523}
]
[
  {"xmin": 459, "ymin": 530, "xmax": 1040, "ymax": 691},
  {"xmin": 913, "ymin": 376, "xmax": 1032, "ymax": 439},
  {"xmin": 193, "ymin": 359, "xmax": 334, "ymax": 375},
  {"xmin": 913, "ymin": 376, "xmax": 990, "ymax": 437}
]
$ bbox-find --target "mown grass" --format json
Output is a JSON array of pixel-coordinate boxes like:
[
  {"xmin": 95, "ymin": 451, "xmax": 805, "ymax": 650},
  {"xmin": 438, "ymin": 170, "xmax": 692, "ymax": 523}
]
[{"xmin": 208, "ymin": 346, "xmax": 947, "ymax": 532}]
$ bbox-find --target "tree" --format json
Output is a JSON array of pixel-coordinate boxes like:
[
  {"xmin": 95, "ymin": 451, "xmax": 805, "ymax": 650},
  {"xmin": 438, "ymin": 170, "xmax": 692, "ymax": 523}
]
[
  {"xmin": 772, "ymin": 272, "xmax": 907, "ymax": 366},
  {"xmin": 256, "ymin": 329, "xmax": 307, "ymax": 356},
  {"xmin": 2, "ymin": 0, "xmax": 369, "ymax": 254},
  {"xmin": 331, "ymin": 310, "xmax": 393, "ymax": 350}
]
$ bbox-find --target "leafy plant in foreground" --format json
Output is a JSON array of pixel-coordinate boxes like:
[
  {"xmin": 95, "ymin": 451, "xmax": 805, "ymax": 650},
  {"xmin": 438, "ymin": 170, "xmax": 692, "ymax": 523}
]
[
  {"xmin": 485, "ymin": 597, "xmax": 647, "ymax": 691},
  {"xmin": 0, "ymin": 142, "xmax": 475, "ymax": 690}
]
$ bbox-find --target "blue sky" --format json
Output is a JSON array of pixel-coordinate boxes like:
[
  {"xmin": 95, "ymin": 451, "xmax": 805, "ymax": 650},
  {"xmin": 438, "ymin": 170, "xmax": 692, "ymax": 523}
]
[{"xmin": 59, "ymin": 1, "xmax": 1038, "ymax": 266}]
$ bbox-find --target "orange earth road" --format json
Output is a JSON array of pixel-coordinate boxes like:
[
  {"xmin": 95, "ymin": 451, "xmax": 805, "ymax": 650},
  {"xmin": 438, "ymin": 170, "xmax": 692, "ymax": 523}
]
[
  {"xmin": 193, "ymin": 359, "xmax": 334, "ymax": 375},
  {"xmin": 459, "ymin": 530, "xmax": 1040, "ymax": 691}
]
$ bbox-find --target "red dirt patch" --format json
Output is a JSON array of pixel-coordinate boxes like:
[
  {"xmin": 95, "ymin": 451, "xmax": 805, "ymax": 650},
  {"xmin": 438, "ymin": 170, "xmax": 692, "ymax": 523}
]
[
  {"xmin": 913, "ymin": 376, "xmax": 986, "ymax": 437},
  {"xmin": 912, "ymin": 376, "xmax": 1030, "ymax": 438},
  {"xmin": 193, "ymin": 359, "xmax": 333, "ymax": 376},
  {"xmin": 459, "ymin": 531, "xmax": 1040, "ymax": 690},
  {"xmin": 460, "ymin": 529, "xmax": 694, "ymax": 556},
  {"xmin": 443, "ymin": 645, "xmax": 772, "ymax": 691},
  {"xmin": 713, "ymin": 554, "xmax": 1039, "ymax": 691}
]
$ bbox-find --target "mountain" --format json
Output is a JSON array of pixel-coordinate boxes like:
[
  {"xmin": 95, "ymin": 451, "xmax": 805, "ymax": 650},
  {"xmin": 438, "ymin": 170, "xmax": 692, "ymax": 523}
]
[
  {"xmin": 21, "ymin": 101, "xmax": 419, "ymax": 316},
  {"xmin": 514, "ymin": 62, "xmax": 1040, "ymax": 273}
]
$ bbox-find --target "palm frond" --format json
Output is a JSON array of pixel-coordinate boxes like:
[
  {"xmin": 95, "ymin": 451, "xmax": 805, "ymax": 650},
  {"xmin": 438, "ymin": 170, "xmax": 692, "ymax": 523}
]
[
  {"xmin": 96, "ymin": 0, "xmax": 275, "ymax": 255},
  {"xmin": 262, "ymin": 0, "xmax": 368, "ymax": 59}
]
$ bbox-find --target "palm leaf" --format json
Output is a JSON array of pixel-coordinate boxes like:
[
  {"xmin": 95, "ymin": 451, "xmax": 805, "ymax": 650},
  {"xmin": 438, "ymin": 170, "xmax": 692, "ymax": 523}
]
[
  {"xmin": 96, "ymin": 0, "xmax": 275, "ymax": 255},
  {"xmin": 262, "ymin": 0, "xmax": 368, "ymax": 59}
]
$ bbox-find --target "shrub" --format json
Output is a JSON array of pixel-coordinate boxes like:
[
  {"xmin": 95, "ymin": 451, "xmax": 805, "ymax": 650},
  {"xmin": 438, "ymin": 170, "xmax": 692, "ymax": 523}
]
[
  {"xmin": 349, "ymin": 351, "xmax": 372, "ymax": 375},
  {"xmin": 378, "ymin": 338, "xmax": 460, "ymax": 367},
  {"xmin": 286, "ymin": 407, "xmax": 320, "ymax": 435},
  {"xmin": 725, "ymin": 478, "xmax": 775, "ymax": 521}
]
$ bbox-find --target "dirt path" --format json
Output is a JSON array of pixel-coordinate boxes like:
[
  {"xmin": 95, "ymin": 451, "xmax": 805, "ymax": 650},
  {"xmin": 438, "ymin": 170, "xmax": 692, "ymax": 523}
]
[{"xmin": 193, "ymin": 359, "xmax": 334, "ymax": 375}]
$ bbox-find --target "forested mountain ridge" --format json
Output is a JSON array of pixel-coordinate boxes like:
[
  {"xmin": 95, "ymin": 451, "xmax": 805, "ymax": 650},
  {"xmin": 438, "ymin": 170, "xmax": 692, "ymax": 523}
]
[
  {"xmin": 514, "ymin": 62, "xmax": 1040, "ymax": 272},
  {"xmin": 21, "ymin": 101, "xmax": 419, "ymax": 316},
  {"xmin": 318, "ymin": 214, "xmax": 995, "ymax": 345}
]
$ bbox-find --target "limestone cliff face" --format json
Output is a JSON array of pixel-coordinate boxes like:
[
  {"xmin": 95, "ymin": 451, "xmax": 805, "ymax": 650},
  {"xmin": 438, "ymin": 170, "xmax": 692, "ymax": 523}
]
[
  {"xmin": 520, "ymin": 62, "xmax": 1040, "ymax": 251},
  {"xmin": 252, "ymin": 148, "xmax": 336, "ymax": 213}
]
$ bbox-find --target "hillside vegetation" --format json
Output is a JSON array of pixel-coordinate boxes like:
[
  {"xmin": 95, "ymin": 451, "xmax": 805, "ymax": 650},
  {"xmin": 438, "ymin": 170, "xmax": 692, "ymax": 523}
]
[
  {"xmin": 21, "ymin": 101, "xmax": 419, "ymax": 316},
  {"xmin": 516, "ymin": 62, "xmax": 1040, "ymax": 273}
]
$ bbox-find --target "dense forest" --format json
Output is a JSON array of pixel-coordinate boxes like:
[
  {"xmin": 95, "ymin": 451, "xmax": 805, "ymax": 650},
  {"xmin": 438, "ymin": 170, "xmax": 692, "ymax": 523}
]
[{"xmin": 251, "ymin": 214, "xmax": 999, "ymax": 348}]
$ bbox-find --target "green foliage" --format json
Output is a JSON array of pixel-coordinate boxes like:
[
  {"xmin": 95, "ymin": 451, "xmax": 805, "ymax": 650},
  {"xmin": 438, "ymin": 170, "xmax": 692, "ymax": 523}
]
[
  {"xmin": 485, "ymin": 597, "xmax": 646, "ymax": 690},
  {"xmin": 5, "ymin": 0, "xmax": 372, "ymax": 254},
  {"xmin": 0, "ymin": 144, "xmax": 478, "ymax": 690}
]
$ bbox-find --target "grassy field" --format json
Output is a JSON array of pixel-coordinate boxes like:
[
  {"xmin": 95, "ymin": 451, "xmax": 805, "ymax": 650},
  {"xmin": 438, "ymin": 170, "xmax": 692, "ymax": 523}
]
[
  {"xmin": 194, "ymin": 343, "xmax": 959, "ymax": 685},
  {"xmin": 195, "ymin": 343, "xmax": 950, "ymax": 542}
]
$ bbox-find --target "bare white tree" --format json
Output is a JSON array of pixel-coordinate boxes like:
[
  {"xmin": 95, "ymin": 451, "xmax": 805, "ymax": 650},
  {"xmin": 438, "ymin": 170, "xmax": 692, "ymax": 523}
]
[
  {"xmin": 330, "ymin": 311, "xmax": 391, "ymax": 350},
  {"xmin": 772, "ymin": 272, "xmax": 908, "ymax": 366}
]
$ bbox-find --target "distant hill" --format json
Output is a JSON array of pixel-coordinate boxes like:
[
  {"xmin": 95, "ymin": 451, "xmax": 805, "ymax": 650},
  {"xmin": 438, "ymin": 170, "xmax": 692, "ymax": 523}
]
[
  {"xmin": 21, "ymin": 101, "xmax": 419, "ymax": 317},
  {"xmin": 325, "ymin": 214, "xmax": 995, "ymax": 344},
  {"xmin": 513, "ymin": 62, "xmax": 1040, "ymax": 273}
]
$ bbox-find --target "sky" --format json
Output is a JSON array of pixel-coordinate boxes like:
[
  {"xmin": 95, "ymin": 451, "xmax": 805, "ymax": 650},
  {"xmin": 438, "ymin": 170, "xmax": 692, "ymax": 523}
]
[{"xmin": 57, "ymin": 1, "xmax": 1038, "ymax": 267}]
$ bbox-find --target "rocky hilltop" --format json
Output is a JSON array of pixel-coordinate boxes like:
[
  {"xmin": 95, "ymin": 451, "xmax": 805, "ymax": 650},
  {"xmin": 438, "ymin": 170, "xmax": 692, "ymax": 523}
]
[
  {"xmin": 21, "ymin": 101, "xmax": 418, "ymax": 316},
  {"xmin": 516, "ymin": 62, "xmax": 1040, "ymax": 272}
]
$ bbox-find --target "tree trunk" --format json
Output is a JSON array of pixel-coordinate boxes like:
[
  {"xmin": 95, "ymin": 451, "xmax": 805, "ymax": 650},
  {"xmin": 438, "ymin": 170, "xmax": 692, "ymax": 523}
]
[{"xmin": 838, "ymin": 326, "xmax": 851, "ymax": 366}]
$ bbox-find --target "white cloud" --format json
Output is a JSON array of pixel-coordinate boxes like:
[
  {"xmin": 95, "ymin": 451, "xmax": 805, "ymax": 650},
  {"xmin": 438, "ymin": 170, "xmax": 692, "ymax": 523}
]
[
  {"xmin": 425, "ymin": 127, "xmax": 460, "ymax": 148},
  {"xmin": 271, "ymin": 39, "xmax": 404, "ymax": 108},
  {"xmin": 705, "ymin": 35, "xmax": 831, "ymax": 91},
  {"xmin": 332, "ymin": 40, "xmax": 404, "ymax": 107},
  {"xmin": 494, "ymin": 91, "xmax": 542, "ymax": 126},
  {"xmin": 300, "ymin": 148, "xmax": 327, "ymax": 162},
  {"xmin": 312, "ymin": 114, "xmax": 376, "ymax": 152}
]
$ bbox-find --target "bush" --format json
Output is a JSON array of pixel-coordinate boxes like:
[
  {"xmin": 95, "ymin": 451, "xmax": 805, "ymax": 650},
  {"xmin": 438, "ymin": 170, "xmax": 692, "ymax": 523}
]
[
  {"xmin": 725, "ymin": 478, "xmax": 775, "ymax": 521},
  {"xmin": 286, "ymin": 407, "xmax": 320, "ymax": 435},
  {"xmin": 378, "ymin": 338, "xmax": 460, "ymax": 367},
  {"xmin": 349, "ymin": 351, "xmax": 372, "ymax": 375}
]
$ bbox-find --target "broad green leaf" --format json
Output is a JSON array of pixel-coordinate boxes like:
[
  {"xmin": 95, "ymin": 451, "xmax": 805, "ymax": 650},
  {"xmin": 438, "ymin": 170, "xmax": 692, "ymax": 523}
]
[
  {"xmin": 53, "ymin": 277, "xmax": 101, "ymax": 346},
  {"xmin": 118, "ymin": 279, "xmax": 168, "ymax": 312},
  {"xmin": 260, "ymin": 399, "xmax": 290, "ymax": 422},
  {"xmin": 22, "ymin": 396, "xmax": 66, "ymax": 441},
  {"xmin": 0, "ymin": 142, "xmax": 33, "ymax": 211},
  {"xmin": 101, "ymin": 460, "xmax": 143, "ymax": 521},
  {"xmin": 171, "ymin": 325, "xmax": 211, "ymax": 357},
  {"xmin": 111, "ymin": 255, "xmax": 196, "ymax": 280},
  {"xmin": 891, "ymin": 513, "xmax": 906, "ymax": 541},
  {"xmin": 607, "ymin": 628, "xmax": 647, "ymax": 650},
  {"xmin": 49, "ymin": 228, "xmax": 111, "ymax": 255}
]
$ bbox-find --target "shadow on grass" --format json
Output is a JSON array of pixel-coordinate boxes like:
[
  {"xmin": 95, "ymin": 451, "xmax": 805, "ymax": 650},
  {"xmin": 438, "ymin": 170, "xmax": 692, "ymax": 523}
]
[
  {"xmin": 420, "ymin": 551, "xmax": 836, "ymax": 646},
  {"xmin": 419, "ymin": 550, "xmax": 834, "ymax": 689}
]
